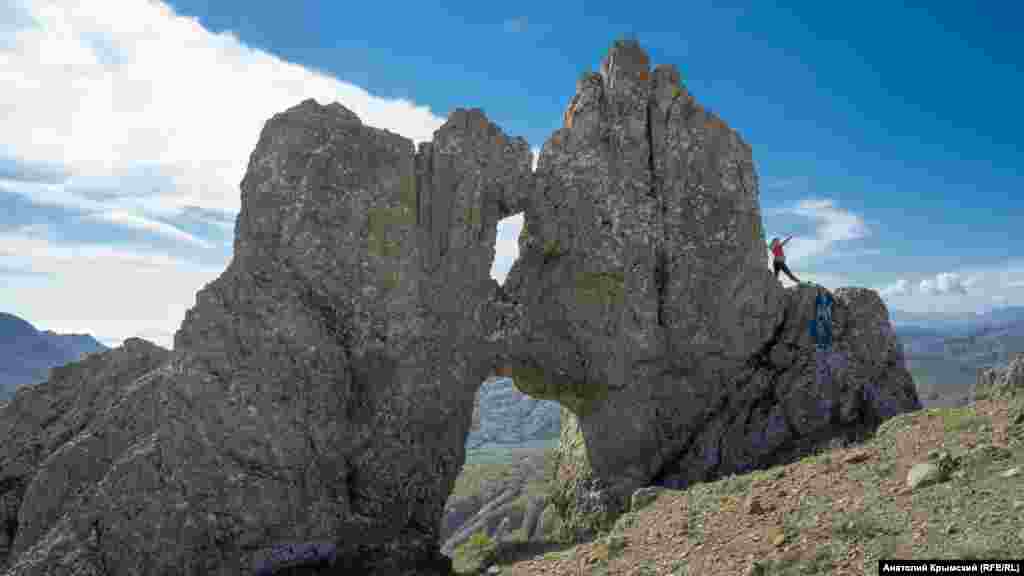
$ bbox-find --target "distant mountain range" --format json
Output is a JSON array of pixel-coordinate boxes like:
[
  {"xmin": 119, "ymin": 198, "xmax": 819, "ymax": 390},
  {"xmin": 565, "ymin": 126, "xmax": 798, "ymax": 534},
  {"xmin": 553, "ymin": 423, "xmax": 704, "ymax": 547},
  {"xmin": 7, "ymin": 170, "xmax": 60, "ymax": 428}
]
[
  {"xmin": 3, "ymin": 304, "xmax": 1021, "ymax": 416},
  {"xmin": 468, "ymin": 377, "xmax": 561, "ymax": 450},
  {"xmin": 890, "ymin": 306, "xmax": 1024, "ymax": 335},
  {"xmin": 0, "ymin": 312, "xmax": 108, "ymax": 401},
  {"xmin": 892, "ymin": 306, "xmax": 1024, "ymax": 408}
]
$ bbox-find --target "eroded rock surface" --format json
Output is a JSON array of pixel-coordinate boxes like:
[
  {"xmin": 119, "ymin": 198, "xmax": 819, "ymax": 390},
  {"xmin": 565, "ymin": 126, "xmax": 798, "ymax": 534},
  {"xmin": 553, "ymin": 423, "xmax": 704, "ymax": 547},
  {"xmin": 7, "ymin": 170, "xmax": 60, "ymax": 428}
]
[
  {"xmin": 0, "ymin": 40, "xmax": 919, "ymax": 575},
  {"xmin": 492, "ymin": 39, "xmax": 918, "ymax": 537},
  {"xmin": 0, "ymin": 338, "xmax": 169, "ymax": 571}
]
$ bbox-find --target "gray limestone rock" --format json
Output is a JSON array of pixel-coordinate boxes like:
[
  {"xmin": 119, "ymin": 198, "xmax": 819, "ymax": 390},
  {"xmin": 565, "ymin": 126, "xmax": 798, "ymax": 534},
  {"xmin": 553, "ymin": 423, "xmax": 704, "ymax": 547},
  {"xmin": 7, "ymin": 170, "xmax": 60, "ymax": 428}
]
[
  {"xmin": 491, "ymin": 517, "xmax": 512, "ymax": 544},
  {"xmin": 0, "ymin": 338, "xmax": 169, "ymax": 572},
  {"xmin": 629, "ymin": 486, "xmax": 665, "ymax": 512},
  {"xmin": 520, "ymin": 494, "xmax": 547, "ymax": 542},
  {"xmin": 0, "ymin": 40, "xmax": 920, "ymax": 575},
  {"xmin": 440, "ymin": 488, "xmax": 520, "ymax": 557},
  {"xmin": 492, "ymin": 39, "xmax": 919, "ymax": 538}
]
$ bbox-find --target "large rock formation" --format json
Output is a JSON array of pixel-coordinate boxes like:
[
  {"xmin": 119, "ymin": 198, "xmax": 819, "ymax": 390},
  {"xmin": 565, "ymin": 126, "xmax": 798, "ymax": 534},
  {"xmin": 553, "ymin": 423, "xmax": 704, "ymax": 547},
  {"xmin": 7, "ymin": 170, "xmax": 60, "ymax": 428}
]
[
  {"xmin": 0, "ymin": 40, "xmax": 919, "ymax": 575},
  {"xmin": 493, "ymin": 39, "xmax": 918, "ymax": 537}
]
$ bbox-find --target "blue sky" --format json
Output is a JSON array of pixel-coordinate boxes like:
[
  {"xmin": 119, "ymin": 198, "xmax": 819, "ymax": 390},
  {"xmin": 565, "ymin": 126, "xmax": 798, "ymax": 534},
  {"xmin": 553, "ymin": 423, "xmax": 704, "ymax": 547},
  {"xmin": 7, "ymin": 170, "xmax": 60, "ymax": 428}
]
[{"xmin": 1, "ymin": 1, "xmax": 1021, "ymax": 347}]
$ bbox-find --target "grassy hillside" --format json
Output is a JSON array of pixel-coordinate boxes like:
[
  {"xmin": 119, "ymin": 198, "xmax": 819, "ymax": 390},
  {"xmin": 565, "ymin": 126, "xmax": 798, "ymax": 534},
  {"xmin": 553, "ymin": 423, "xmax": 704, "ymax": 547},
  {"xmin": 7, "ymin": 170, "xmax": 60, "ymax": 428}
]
[{"xmin": 450, "ymin": 393, "xmax": 1024, "ymax": 575}]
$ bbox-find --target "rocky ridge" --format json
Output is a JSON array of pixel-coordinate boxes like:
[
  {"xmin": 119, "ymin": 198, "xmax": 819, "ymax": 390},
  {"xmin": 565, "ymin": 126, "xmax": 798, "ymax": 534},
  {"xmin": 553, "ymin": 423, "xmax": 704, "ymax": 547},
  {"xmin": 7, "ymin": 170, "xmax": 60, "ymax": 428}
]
[{"xmin": 0, "ymin": 39, "xmax": 919, "ymax": 575}]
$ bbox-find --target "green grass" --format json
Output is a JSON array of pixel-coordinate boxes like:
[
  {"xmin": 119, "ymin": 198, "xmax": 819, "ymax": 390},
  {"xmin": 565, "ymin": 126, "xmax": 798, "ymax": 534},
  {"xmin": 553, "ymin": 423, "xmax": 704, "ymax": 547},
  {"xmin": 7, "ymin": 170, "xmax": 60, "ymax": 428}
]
[
  {"xmin": 832, "ymin": 510, "xmax": 898, "ymax": 542},
  {"xmin": 451, "ymin": 390, "xmax": 1024, "ymax": 576},
  {"xmin": 749, "ymin": 546, "xmax": 837, "ymax": 575},
  {"xmin": 451, "ymin": 531, "xmax": 497, "ymax": 574},
  {"xmin": 541, "ymin": 238, "xmax": 563, "ymax": 261},
  {"xmin": 941, "ymin": 406, "xmax": 987, "ymax": 433}
]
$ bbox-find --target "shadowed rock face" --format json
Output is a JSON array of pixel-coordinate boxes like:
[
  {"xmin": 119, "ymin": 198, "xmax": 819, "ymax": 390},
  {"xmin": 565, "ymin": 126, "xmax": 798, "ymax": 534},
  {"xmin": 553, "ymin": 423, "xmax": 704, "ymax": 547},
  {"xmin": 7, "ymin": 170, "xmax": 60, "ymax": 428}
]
[{"xmin": 0, "ymin": 40, "xmax": 919, "ymax": 575}]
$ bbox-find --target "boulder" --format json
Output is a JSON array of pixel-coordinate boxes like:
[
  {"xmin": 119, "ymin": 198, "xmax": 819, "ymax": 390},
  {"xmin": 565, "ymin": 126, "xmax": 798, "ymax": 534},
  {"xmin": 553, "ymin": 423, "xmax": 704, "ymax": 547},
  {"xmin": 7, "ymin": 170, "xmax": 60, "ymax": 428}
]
[{"xmin": 629, "ymin": 486, "xmax": 665, "ymax": 513}]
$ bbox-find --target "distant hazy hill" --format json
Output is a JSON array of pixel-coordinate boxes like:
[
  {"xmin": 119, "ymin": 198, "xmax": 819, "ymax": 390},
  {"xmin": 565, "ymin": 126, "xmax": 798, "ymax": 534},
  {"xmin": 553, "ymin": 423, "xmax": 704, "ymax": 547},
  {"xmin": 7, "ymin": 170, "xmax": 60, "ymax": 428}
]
[
  {"xmin": 467, "ymin": 377, "xmax": 561, "ymax": 450},
  {"xmin": 894, "ymin": 306, "xmax": 1024, "ymax": 408},
  {"xmin": 0, "ymin": 312, "xmax": 108, "ymax": 401},
  {"xmin": 891, "ymin": 306, "xmax": 1024, "ymax": 335}
]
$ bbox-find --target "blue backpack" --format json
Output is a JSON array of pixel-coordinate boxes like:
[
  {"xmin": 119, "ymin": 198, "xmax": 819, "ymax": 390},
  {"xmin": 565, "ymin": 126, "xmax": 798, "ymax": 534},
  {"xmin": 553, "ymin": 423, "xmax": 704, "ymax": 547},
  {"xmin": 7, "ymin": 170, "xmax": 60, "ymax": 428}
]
[{"xmin": 809, "ymin": 291, "xmax": 834, "ymax": 350}]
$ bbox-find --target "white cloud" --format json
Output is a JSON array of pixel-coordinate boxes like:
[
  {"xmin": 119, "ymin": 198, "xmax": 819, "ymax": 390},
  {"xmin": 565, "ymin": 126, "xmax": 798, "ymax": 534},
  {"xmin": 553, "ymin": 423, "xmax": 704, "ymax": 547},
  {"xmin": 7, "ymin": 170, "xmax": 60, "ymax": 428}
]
[
  {"xmin": 0, "ymin": 0, "xmax": 446, "ymax": 219},
  {"xmin": 531, "ymin": 147, "xmax": 540, "ymax": 171},
  {"xmin": 490, "ymin": 213, "xmax": 524, "ymax": 285},
  {"xmin": 0, "ymin": 1, "xmax": 451, "ymax": 346},
  {"xmin": 881, "ymin": 261, "xmax": 1024, "ymax": 315},
  {"xmin": 503, "ymin": 17, "xmax": 529, "ymax": 34},
  {"xmin": 880, "ymin": 278, "xmax": 911, "ymax": 297},
  {"xmin": 0, "ymin": 226, "xmax": 222, "ymax": 348},
  {"xmin": 767, "ymin": 198, "xmax": 869, "ymax": 263},
  {"xmin": 919, "ymin": 272, "xmax": 969, "ymax": 295},
  {"xmin": 87, "ymin": 210, "xmax": 212, "ymax": 249}
]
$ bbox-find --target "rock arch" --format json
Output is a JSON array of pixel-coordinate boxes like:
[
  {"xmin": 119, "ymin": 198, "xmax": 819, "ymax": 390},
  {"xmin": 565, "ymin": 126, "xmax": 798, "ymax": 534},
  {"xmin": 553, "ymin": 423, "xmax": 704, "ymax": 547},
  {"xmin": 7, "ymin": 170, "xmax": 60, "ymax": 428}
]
[{"xmin": 0, "ymin": 40, "xmax": 918, "ymax": 575}]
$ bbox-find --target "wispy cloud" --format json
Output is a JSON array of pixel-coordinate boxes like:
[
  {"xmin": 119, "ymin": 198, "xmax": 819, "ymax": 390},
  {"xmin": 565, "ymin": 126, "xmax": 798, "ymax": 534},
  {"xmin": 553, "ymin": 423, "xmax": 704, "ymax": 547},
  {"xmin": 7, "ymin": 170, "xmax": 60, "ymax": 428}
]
[
  {"xmin": 879, "ymin": 261, "xmax": 1024, "ymax": 314},
  {"xmin": 1, "ymin": 0, "xmax": 447, "ymax": 220},
  {"xmin": 879, "ymin": 278, "xmax": 911, "ymax": 297},
  {"xmin": 766, "ymin": 198, "xmax": 870, "ymax": 263},
  {"xmin": 0, "ymin": 225, "xmax": 222, "ymax": 348},
  {"xmin": 503, "ymin": 17, "xmax": 529, "ymax": 34},
  {"xmin": 86, "ymin": 210, "xmax": 213, "ymax": 249},
  {"xmin": 0, "ymin": 0, "xmax": 452, "ymax": 345}
]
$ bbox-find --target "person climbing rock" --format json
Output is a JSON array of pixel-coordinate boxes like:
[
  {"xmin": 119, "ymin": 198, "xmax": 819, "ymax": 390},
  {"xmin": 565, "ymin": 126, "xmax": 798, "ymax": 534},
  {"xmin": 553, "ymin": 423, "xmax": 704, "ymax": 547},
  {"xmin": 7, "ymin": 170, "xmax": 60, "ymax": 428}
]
[{"xmin": 769, "ymin": 236, "xmax": 801, "ymax": 284}]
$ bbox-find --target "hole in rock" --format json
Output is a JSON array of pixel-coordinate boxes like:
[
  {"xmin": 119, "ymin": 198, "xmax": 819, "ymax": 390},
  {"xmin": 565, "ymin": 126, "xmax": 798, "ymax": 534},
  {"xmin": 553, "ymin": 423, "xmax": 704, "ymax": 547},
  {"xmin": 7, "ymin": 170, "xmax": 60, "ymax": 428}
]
[
  {"xmin": 488, "ymin": 212, "xmax": 524, "ymax": 287},
  {"xmin": 441, "ymin": 373, "xmax": 562, "ymax": 563},
  {"xmin": 442, "ymin": 209, "xmax": 565, "ymax": 562}
]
